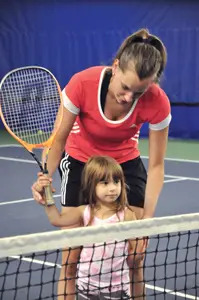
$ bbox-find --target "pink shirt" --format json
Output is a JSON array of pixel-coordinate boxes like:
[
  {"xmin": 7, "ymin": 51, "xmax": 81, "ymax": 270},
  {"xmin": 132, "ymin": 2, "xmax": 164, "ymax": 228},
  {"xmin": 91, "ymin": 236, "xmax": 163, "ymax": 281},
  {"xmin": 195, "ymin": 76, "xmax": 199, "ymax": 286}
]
[{"xmin": 77, "ymin": 205, "xmax": 130, "ymax": 295}]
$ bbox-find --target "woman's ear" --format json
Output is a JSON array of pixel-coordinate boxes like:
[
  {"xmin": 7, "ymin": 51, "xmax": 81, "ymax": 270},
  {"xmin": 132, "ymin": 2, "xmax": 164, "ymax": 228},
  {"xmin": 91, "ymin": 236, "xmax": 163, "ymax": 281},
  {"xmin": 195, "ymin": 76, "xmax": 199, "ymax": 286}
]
[{"xmin": 112, "ymin": 59, "xmax": 119, "ymax": 75}]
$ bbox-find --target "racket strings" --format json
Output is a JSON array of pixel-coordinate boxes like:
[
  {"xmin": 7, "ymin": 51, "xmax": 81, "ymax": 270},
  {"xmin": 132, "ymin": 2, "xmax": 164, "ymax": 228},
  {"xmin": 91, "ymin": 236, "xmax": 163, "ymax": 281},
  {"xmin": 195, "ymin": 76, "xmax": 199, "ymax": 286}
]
[{"xmin": 0, "ymin": 68, "xmax": 60, "ymax": 145}]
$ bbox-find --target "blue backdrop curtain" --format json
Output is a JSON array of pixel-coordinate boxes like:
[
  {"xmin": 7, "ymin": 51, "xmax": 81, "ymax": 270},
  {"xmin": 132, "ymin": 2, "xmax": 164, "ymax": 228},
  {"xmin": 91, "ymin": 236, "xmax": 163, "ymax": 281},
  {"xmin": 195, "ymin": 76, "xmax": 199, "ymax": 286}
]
[{"xmin": 0, "ymin": 0, "xmax": 199, "ymax": 139}]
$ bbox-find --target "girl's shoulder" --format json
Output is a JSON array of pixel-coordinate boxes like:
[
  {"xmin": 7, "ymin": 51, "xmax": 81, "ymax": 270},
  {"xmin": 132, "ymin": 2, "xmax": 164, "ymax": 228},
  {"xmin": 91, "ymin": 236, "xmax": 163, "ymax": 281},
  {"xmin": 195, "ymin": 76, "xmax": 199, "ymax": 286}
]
[
  {"xmin": 77, "ymin": 205, "xmax": 87, "ymax": 215},
  {"xmin": 124, "ymin": 206, "xmax": 137, "ymax": 222}
]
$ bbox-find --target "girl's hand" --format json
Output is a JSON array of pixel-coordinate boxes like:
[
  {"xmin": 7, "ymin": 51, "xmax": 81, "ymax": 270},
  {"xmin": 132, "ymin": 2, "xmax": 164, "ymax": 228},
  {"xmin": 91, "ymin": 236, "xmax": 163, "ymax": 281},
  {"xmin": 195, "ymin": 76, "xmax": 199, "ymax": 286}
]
[{"xmin": 31, "ymin": 172, "xmax": 55, "ymax": 205}]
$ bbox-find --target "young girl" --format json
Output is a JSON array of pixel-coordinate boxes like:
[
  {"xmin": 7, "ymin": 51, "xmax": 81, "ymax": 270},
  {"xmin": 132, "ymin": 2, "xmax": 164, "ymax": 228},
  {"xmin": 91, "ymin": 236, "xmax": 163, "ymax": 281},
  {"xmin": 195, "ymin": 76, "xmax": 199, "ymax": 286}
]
[{"xmin": 36, "ymin": 155, "xmax": 146, "ymax": 300}]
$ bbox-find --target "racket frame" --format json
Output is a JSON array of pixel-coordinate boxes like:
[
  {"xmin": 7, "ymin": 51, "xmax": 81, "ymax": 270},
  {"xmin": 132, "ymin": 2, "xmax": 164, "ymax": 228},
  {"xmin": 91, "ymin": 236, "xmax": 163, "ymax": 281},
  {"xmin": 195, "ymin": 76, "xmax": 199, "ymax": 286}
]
[{"xmin": 0, "ymin": 66, "xmax": 64, "ymax": 206}]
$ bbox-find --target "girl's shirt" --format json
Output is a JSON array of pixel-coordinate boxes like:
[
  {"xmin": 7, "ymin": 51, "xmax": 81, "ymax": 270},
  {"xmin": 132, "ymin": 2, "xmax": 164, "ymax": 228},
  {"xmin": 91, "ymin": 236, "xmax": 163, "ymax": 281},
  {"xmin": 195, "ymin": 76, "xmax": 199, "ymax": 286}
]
[
  {"xmin": 77, "ymin": 205, "xmax": 130, "ymax": 295},
  {"xmin": 63, "ymin": 66, "xmax": 171, "ymax": 164}
]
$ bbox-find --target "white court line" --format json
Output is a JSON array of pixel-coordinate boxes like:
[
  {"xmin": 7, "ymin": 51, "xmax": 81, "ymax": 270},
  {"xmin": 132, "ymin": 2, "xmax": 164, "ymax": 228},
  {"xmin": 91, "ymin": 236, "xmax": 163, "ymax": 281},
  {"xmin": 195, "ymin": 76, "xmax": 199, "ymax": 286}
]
[
  {"xmin": 0, "ymin": 175, "xmax": 197, "ymax": 206},
  {"xmin": 145, "ymin": 283, "xmax": 199, "ymax": 299},
  {"xmin": 0, "ymin": 194, "xmax": 61, "ymax": 206},
  {"xmin": 164, "ymin": 178, "xmax": 188, "ymax": 184},
  {"xmin": 0, "ymin": 156, "xmax": 198, "ymax": 181},
  {"xmin": 0, "ymin": 144, "xmax": 22, "ymax": 148},
  {"xmin": 0, "ymin": 144, "xmax": 199, "ymax": 163},
  {"xmin": 141, "ymin": 155, "xmax": 199, "ymax": 164},
  {"xmin": 0, "ymin": 176, "xmax": 198, "ymax": 208},
  {"xmin": 0, "ymin": 156, "xmax": 36, "ymax": 163},
  {"xmin": 165, "ymin": 174, "xmax": 199, "ymax": 182},
  {"xmin": 10, "ymin": 256, "xmax": 199, "ymax": 299},
  {"xmin": 0, "ymin": 146, "xmax": 198, "ymax": 207},
  {"xmin": 11, "ymin": 255, "xmax": 61, "ymax": 268}
]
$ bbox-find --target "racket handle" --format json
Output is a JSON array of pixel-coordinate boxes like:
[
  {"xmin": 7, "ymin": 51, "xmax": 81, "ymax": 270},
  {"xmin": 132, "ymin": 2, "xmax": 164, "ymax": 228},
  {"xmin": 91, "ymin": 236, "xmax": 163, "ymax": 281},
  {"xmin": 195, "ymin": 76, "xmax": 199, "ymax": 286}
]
[
  {"xmin": 43, "ymin": 166, "xmax": 55, "ymax": 206},
  {"xmin": 44, "ymin": 186, "xmax": 55, "ymax": 206}
]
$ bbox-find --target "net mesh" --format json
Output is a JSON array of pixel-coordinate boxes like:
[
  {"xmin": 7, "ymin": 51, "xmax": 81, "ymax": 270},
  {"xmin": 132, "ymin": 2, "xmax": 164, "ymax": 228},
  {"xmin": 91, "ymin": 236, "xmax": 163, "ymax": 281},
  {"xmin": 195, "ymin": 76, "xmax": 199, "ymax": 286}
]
[
  {"xmin": 0, "ymin": 213, "xmax": 198, "ymax": 300},
  {"xmin": 0, "ymin": 67, "xmax": 61, "ymax": 144}
]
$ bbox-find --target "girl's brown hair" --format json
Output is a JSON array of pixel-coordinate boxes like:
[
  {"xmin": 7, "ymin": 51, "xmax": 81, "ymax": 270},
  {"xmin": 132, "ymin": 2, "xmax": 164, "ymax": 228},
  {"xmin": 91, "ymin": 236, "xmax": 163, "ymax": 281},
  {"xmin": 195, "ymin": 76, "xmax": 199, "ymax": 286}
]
[
  {"xmin": 79, "ymin": 155, "xmax": 128, "ymax": 225},
  {"xmin": 114, "ymin": 28, "xmax": 167, "ymax": 82}
]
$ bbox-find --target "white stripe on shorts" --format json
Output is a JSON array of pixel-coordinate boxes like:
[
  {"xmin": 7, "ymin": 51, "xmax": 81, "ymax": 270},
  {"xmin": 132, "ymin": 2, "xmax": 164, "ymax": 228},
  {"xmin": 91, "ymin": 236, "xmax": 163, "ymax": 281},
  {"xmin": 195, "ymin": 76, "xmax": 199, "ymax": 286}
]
[{"xmin": 60, "ymin": 153, "xmax": 70, "ymax": 206}]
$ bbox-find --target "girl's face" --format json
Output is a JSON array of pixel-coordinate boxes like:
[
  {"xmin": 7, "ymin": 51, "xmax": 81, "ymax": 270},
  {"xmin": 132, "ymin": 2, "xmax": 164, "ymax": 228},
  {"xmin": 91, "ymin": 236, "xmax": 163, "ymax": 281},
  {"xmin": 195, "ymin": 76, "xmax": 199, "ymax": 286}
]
[
  {"xmin": 109, "ymin": 60, "xmax": 155, "ymax": 105},
  {"xmin": 95, "ymin": 178, "xmax": 121, "ymax": 205}
]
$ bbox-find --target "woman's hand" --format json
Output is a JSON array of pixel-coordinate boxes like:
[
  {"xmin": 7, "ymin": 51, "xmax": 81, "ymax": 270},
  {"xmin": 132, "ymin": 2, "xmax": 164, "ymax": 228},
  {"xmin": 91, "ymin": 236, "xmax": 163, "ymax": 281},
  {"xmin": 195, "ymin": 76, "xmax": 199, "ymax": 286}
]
[
  {"xmin": 31, "ymin": 172, "xmax": 55, "ymax": 205},
  {"xmin": 127, "ymin": 237, "xmax": 148, "ymax": 268}
]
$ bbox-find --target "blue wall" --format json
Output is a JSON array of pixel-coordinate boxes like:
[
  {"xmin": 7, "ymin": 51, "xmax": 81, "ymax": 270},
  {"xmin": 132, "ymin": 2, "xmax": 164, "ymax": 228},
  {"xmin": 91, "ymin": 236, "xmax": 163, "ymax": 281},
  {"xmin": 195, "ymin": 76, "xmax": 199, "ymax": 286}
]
[{"xmin": 0, "ymin": 0, "xmax": 199, "ymax": 139}]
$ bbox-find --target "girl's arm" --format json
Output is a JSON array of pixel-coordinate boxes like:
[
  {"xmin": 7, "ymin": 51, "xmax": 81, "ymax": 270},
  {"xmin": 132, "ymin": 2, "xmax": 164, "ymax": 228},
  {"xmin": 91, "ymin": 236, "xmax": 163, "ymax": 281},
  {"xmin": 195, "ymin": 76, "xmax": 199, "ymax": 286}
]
[
  {"xmin": 36, "ymin": 174, "xmax": 83, "ymax": 227},
  {"xmin": 143, "ymin": 126, "xmax": 169, "ymax": 219},
  {"xmin": 45, "ymin": 205, "xmax": 83, "ymax": 227}
]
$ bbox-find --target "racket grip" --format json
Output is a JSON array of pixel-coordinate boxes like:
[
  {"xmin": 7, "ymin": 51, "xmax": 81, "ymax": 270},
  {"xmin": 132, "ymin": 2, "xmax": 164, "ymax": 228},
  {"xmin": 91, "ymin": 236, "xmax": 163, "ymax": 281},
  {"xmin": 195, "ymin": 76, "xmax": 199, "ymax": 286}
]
[
  {"xmin": 43, "ymin": 165, "xmax": 54, "ymax": 206},
  {"xmin": 44, "ymin": 186, "xmax": 55, "ymax": 206}
]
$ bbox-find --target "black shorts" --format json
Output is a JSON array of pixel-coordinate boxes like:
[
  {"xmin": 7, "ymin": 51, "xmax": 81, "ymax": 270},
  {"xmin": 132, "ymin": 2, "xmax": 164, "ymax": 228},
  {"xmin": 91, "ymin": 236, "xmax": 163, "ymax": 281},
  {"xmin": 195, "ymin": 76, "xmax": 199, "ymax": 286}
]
[{"xmin": 59, "ymin": 154, "xmax": 147, "ymax": 208}]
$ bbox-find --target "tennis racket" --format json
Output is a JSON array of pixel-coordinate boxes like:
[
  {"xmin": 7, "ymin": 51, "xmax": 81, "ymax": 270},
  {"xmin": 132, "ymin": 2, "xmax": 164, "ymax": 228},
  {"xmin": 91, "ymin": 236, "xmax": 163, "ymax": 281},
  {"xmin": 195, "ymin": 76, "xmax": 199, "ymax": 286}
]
[{"xmin": 0, "ymin": 66, "xmax": 63, "ymax": 206}]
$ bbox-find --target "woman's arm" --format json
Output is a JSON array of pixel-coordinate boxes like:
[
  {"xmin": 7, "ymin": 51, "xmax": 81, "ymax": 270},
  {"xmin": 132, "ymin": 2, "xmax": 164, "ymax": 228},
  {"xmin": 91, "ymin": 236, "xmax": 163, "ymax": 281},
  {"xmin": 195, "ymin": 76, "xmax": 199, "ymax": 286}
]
[
  {"xmin": 143, "ymin": 126, "xmax": 169, "ymax": 219},
  {"xmin": 125, "ymin": 207, "xmax": 147, "ymax": 299},
  {"xmin": 124, "ymin": 207, "xmax": 148, "ymax": 259},
  {"xmin": 124, "ymin": 207, "xmax": 137, "ymax": 256},
  {"xmin": 47, "ymin": 107, "xmax": 77, "ymax": 177},
  {"xmin": 32, "ymin": 107, "xmax": 77, "ymax": 203}
]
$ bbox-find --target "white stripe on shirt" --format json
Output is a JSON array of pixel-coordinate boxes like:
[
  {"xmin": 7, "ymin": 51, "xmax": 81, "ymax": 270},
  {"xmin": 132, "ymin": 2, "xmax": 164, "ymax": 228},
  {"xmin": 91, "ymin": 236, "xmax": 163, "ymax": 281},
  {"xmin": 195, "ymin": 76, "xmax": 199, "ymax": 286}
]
[
  {"xmin": 149, "ymin": 113, "xmax": 172, "ymax": 131},
  {"xmin": 62, "ymin": 90, "xmax": 80, "ymax": 115}
]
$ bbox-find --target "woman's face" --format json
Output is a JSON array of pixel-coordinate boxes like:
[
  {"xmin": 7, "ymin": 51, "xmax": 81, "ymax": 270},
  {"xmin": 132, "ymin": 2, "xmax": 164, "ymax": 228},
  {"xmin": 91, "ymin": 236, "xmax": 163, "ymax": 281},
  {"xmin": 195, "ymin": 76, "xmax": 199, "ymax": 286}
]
[{"xmin": 109, "ymin": 60, "xmax": 156, "ymax": 105}]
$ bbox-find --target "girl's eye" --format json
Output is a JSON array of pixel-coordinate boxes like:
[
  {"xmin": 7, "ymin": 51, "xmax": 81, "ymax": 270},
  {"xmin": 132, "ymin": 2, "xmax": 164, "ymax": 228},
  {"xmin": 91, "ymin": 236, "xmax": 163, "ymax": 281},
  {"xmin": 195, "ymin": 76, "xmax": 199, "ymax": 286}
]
[
  {"xmin": 114, "ymin": 179, "xmax": 120, "ymax": 184},
  {"xmin": 100, "ymin": 179, "xmax": 120, "ymax": 185},
  {"xmin": 100, "ymin": 181, "xmax": 108, "ymax": 185}
]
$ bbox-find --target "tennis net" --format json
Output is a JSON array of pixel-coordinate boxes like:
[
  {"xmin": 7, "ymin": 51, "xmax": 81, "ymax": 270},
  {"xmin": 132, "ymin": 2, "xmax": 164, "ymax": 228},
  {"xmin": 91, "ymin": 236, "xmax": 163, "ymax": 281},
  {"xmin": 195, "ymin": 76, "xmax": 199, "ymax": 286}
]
[{"xmin": 0, "ymin": 212, "xmax": 199, "ymax": 299}]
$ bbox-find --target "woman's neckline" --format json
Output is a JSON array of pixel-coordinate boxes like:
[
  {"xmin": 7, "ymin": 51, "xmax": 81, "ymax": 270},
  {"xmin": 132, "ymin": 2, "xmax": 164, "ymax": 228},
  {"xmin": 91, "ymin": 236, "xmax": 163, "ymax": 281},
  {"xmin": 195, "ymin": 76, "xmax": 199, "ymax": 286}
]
[{"xmin": 98, "ymin": 67, "xmax": 139, "ymax": 124}]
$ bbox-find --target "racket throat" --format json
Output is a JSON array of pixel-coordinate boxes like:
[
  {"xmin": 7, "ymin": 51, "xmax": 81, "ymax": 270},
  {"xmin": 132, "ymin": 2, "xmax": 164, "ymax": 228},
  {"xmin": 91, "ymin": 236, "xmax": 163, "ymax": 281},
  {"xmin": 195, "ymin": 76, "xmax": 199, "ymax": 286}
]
[
  {"xmin": 43, "ymin": 162, "xmax": 48, "ymax": 175},
  {"xmin": 30, "ymin": 152, "xmax": 43, "ymax": 171}
]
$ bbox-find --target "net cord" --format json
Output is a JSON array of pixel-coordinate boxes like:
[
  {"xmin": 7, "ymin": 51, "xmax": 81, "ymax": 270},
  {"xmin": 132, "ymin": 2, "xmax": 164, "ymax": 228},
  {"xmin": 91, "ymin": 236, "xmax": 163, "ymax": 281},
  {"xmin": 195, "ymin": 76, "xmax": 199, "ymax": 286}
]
[{"xmin": 0, "ymin": 212, "xmax": 199, "ymax": 258}]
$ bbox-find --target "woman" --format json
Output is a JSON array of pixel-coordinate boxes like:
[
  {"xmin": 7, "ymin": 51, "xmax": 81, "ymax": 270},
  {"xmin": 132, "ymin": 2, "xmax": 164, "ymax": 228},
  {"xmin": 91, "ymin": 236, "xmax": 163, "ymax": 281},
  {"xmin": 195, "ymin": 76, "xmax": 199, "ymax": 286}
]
[{"xmin": 32, "ymin": 28, "xmax": 171, "ymax": 299}]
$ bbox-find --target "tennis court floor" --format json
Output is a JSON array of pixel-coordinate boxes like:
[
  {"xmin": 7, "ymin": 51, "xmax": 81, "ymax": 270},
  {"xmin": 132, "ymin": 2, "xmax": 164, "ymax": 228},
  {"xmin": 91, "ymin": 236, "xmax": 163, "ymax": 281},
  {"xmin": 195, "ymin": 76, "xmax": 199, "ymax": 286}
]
[{"xmin": 0, "ymin": 144, "xmax": 198, "ymax": 299}]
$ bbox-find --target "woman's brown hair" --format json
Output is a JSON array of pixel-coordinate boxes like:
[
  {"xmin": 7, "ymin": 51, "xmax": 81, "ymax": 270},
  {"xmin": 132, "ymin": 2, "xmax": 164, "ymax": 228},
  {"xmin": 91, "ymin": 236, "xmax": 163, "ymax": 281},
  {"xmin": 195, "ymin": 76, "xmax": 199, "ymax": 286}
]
[
  {"xmin": 114, "ymin": 28, "xmax": 167, "ymax": 82},
  {"xmin": 79, "ymin": 155, "xmax": 128, "ymax": 225}
]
